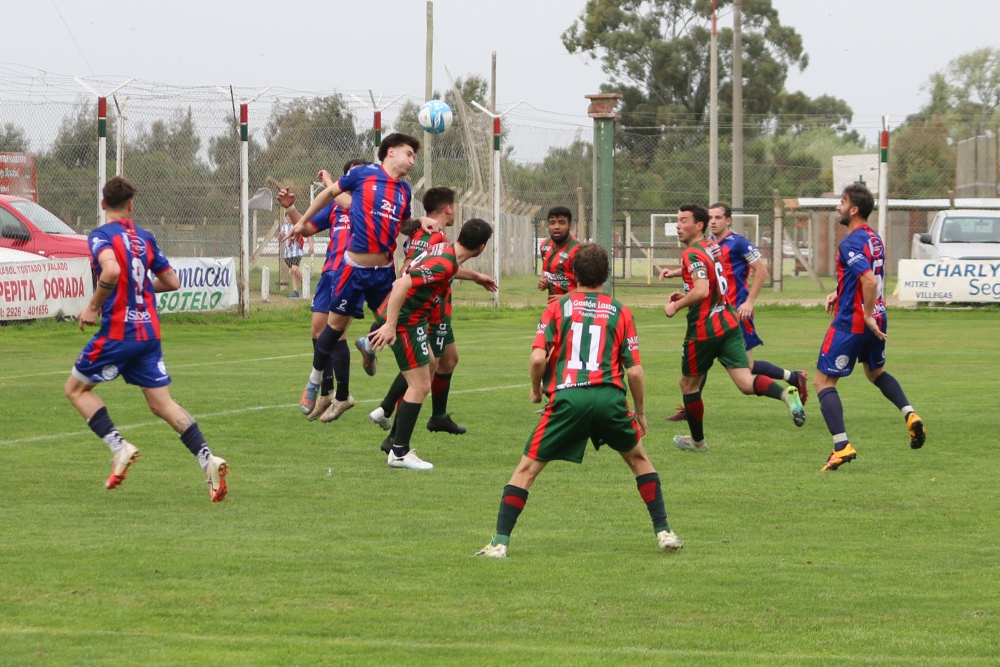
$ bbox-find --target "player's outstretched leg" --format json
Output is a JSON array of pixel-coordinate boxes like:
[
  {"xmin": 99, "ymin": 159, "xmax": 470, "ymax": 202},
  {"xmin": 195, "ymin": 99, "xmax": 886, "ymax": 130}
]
[
  {"xmin": 475, "ymin": 484, "xmax": 529, "ymax": 558},
  {"xmin": 370, "ymin": 373, "xmax": 408, "ymax": 430},
  {"xmin": 871, "ymin": 372, "xmax": 925, "ymax": 449},
  {"xmin": 750, "ymin": 375, "xmax": 805, "ymax": 427},
  {"xmin": 751, "ymin": 360, "xmax": 810, "ymax": 406}
]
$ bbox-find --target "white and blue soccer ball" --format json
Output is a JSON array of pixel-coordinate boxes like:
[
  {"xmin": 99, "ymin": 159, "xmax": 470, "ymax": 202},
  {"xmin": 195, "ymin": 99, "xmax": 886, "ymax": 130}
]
[{"xmin": 418, "ymin": 100, "xmax": 453, "ymax": 134}]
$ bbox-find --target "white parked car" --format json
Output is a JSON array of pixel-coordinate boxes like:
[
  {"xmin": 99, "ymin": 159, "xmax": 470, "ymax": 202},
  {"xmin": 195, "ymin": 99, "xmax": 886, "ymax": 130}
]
[{"xmin": 912, "ymin": 209, "xmax": 1000, "ymax": 260}]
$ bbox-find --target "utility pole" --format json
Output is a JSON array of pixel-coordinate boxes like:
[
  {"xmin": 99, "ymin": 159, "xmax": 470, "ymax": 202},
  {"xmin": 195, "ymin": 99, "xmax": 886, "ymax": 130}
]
[
  {"xmin": 709, "ymin": 0, "xmax": 719, "ymax": 204},
  {"xmin": 424, "ymin": 1, "xmax": 434, "ymax": 189},
  {"xmin": 732, "ymin": 0, "xmax": 744, "ymax": 230},
  {"xmin": 586, "ymin": 93, "xmax": 622, "ymax": 292}
]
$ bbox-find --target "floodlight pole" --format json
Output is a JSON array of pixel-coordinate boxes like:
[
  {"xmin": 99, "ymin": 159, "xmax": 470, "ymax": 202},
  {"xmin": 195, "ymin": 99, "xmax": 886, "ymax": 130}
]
[
  {"xmin": 218, "ymin": 86, "xmax": 272, "ymax": 317},
  {"xmin": 586, "ymin": 93, "xmax": 622, "ymax": 293},
  {"xmin": 113, "ymin": 95, "xmax": 132, "ymax": 177},
  {"xmin": 471, "ymin": 99, "xmax": 523, "ymax": 307},
  {"xmin": 350, "ymin": 92, "xmax": 405, "ymax": 161},
  {"xmin": 75, "ymin": 77, "xmax": 133, "ymax": 227}
]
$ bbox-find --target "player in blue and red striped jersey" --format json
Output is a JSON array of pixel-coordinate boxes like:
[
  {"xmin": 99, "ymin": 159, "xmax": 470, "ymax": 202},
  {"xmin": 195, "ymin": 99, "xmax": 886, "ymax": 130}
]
[
  {"xmin": 278, "ymin": 159, "xmax": 368, "ymax": 422},
  {"xmin": 286, "ymin": 134, "xmax": 421, "ymax": 422},
  {"xmin": 663, "ymin": 203, "xmax": 809, "ymax": 421},
  {"xmin": 814, "ymin": 184, "xmax": 925, "ymax": 471},
  {"xmin": 63, "ymin": 177, "xmax": 228, "ymax": 502},
  {"xmin": 474, "ymin": 243, "xmax": 682, "ymax": 558},
  {"xmin": 664, "ymin": 204, "xmax": 805, "ymax": 453}
]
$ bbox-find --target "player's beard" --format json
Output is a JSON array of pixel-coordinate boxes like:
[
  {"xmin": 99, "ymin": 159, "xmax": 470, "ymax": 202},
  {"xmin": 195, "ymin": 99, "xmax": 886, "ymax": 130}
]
[{"xmin": 838, "ymin": 209, "xmax": 851, "ymax": 226}]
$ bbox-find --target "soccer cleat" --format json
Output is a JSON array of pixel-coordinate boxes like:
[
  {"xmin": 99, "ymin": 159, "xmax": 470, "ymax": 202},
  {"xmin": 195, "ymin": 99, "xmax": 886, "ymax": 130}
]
[
  {"xmin": 666, "ymin": 405, "xmax": 687, "ymax": 422},
  {"xmin": 368, "ymin": 406, "xmax": 393, "ymax": 431},
  {"xmin": 320, "ymin": 395, "xmax": 356, "ymax": 423},
  {"xmin": 821, "ymin": 443, "xmax": 857, "ymax": 471},
  {"xmin": 307, "ymin": 394, "xmax": 333, "ymax": 422},
  {"xmin": 380, "ymin": 436, "xmax": 393, "ymax": 454},
  {"xmin": 387, "ymin": 449, "xmax": 434, "ymax": 470},
  {"xmin": 289, "ymin": 290, "xmax": 299, "ymax": 298},
  {"xmin": 673, "ymin": 435, "xmax": 707, "ymax": 452},
  {"xmin": 474, "ymin": 542, "xmax": 508, "ymax": 558},
  {"xmin": 907, "ymin": 412, "xmax": 926, "ymax": 449},
  {"xmin": 355, "ymin": 336, "xmax": 378, "ymax": 377},
  {"xmin": 656, "ymin": 530, "xmax": 684, "ymax": 552},
  {"xmin": 785, "ymin": 386, "xmax": 806, "ymax": 427},
  {"xmin": 427, "ymin": 414, "xmax": 467, "ymax": 435},
  {"xmin": 300, "ymin": 381, "xmax": 320, "ymax": 415},
  {"xmin": 794, "ymin": 370, "xmax": 810, "ymax": 406},
  {"xmin": 206, "ymin": 455, "xmax": 228, "ymax": 502},
  {"xmin": 106, "ymin": 441, "xmax": 140, "ymax": 490}
]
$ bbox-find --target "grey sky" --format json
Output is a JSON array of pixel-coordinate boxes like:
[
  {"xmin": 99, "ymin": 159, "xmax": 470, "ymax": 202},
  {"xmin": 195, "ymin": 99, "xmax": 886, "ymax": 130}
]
[{"xmin": 4, "ymin": 0, "xmax": 998, "ymax": 137}]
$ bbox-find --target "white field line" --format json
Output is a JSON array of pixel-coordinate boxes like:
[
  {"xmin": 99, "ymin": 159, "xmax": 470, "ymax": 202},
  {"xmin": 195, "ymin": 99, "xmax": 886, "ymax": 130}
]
[{"xmin": 0, "ymin": 383, "xmax": 529, "ymax": 446}]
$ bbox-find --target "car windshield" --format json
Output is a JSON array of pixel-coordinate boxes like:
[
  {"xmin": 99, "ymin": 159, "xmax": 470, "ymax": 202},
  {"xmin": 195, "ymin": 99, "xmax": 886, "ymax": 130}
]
[
  {"xmin": 939, "ymin": 217, "xmax": 1000, "ymax": 243},
  {"xmin": 9, "ymin": 201, "xmax": 78, "ymax": 235}
]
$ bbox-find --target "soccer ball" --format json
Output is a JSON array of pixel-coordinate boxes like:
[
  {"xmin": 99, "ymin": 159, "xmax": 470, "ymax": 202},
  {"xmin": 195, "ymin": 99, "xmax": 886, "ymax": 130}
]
[{"xmin": 418, "ymin": 100, "xmax": 453, "ymax": 134}]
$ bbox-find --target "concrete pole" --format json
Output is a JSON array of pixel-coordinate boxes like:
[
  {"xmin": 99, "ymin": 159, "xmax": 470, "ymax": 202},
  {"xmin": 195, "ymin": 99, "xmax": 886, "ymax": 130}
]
[
  {"xmin": 240, "ymin": 104, "xmax": 250, "ymax": 317},
  {"xmin": 709, "ymin": 1, "xmax": 719, "ymax": 204},
  {"xmin": 491, "ymin": 116, "xmax": 501, "ymax": 307},
  {"xmin": 732, "ymin": 0, "xmax": 744, "ymax": 230},
  {"xmin": 586, "ymin": 93, "xmax": 621, "ymax": 293},
  {"xmin": 772, "ymin": 189, "xmax": 783, "ymax": 292},
  {"xmin": 98, "ymin": 97, "xmax": 107, "ymax": 228},
  {"xmin": 878, "ymin": 116, "xmax": 890, "ymax": 241},
  {"xmin": 423, "ymin": 1, "xmax": 434, "ymax": 188}
]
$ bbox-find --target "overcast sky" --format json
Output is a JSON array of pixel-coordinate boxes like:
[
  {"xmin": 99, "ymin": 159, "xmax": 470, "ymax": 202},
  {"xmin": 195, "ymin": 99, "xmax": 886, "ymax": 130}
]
[{"xmin": 4, "ymin": 0, "xmax": 998, "ymax": 137}]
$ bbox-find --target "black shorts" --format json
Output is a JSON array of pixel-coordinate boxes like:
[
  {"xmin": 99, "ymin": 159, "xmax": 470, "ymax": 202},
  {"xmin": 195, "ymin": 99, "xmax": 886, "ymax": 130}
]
[{"xmin": 284, "ymin": 256, "xmax": 302, "ymax": 268}]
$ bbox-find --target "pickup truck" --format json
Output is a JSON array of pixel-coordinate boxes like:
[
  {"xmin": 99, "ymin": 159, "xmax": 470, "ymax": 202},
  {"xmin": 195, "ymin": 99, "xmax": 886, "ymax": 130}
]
[{"xmin": 911, "ymin": 209, "xmax": 1000, "ymax": 260}]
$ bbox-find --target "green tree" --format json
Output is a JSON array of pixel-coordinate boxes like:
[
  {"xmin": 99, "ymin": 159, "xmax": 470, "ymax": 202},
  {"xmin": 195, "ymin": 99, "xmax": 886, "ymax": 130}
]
[
  {"xmin": 913, "ymin": 47, "xmax": 1000, "ymax": 139},
  {"xmin": 889, "ymin": 117, "xmax": 954, "ymax": 198},
  {"xmin": 563, "ymin": 0, "xmax": 808, "ymax": 125},
  {"xmin": 0, "ymin": 123, "xmax": 29, "ymax": 152},
  {"xmin": 134, "ymin": 108, "xmax": 200, "ymax": 165},
  {"xmin": 50, "ymin": 99, "xmax": 117, "ymax": 169}
]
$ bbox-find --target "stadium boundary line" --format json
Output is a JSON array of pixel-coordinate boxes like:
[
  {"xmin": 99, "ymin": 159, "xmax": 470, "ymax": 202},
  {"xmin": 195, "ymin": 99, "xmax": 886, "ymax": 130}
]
[{"xmin": 0, "ymin": 383, "xmax": 529, "ymax": 446}]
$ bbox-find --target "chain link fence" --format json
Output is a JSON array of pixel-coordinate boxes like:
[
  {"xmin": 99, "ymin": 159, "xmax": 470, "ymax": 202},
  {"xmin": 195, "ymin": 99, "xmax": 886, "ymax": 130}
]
[{"xmin": 2, "ymin": 65, "xmax": 993, "ymax": 309}]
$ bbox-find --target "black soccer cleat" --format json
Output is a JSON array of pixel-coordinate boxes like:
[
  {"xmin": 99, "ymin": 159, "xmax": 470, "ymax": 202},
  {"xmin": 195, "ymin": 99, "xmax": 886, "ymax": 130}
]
[
  {"xmin": 426, "ymin": 414, "xmax": 467, "ymax": 435},
  {"xmin": 380, "ymin": 436, "xmax": 393, "ymax": 455}
]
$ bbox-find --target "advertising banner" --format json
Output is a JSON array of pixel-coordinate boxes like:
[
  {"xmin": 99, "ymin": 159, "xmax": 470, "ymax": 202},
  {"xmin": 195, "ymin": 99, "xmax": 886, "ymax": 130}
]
[
  {"xmin": 0, "ymin": 152, "xmax": 38, "ymax": 200},
  {"xmin": 0, "ymin": 256, "xmax": 92, "ymax": 320},
  {"xmin": 157, "ymin": 257, "xmax": 238, "ymax": 314},
  {"xmin": 897, "ymin": 259, "xmax": 1000, "ymax": 302}
]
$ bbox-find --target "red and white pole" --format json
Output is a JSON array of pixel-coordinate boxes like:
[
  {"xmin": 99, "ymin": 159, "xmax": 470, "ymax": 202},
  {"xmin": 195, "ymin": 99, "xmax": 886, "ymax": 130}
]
[
  {"xmin": 878, "ymin": 117, "xmax": 890, "ymax": 240},
  {"xmin": 240, "ymin": 103, "xmax": 250, "ymax": 317},
  {"xmin": 98, "ymin": 97, "xmax": 107, "ymax": 227}
]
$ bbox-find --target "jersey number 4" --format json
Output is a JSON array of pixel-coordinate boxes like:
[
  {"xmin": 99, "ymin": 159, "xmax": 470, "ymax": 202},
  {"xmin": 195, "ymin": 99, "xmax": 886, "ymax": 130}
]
[{"xmin": 567, "ymin": 321, "xmax": 602, "ymax": 372}]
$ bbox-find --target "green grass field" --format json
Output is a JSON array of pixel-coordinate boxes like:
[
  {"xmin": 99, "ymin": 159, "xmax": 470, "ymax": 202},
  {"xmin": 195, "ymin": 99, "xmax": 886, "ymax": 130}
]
[{"xmin": 2, "ymin": 304, "xmax": 998, "ymax": 665}]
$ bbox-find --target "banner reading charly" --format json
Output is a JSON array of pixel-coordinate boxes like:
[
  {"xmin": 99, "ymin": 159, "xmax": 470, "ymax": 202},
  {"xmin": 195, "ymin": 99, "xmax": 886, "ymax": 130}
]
[
  {"xmin": 157, "ymin": 257, "xmax": 238, "ymax": 314},
  {"xmin": 0, "ymin": 256, "xmax": 92, "ymax": 320},
  {"xmin": 897, "ymin": 259, "xmax": 1000, "ymax": 302}
]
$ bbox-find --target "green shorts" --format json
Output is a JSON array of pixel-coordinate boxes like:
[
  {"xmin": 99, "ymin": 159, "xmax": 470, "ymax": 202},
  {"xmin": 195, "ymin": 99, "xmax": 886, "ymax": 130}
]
[
  {"xmin": 376, "ymin": 313, "xmax": 432, "ymax": 371},
  {"xmin": 428, "ymin": 318, "xmax": 455, "ymax": 357},
  {"xmin": 524, "ymin": 385, "xmax": 640, "ymax": 464},
  {"xmin": 682, "ymin": 327, "xmax": 749, "ymax": 376}
]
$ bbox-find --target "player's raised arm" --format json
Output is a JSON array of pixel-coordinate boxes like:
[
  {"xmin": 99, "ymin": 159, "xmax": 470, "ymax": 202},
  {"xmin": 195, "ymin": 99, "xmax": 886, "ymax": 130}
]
[{"xmin": 297, "ymin": 181, "xmax": 343, "ymax": 227}]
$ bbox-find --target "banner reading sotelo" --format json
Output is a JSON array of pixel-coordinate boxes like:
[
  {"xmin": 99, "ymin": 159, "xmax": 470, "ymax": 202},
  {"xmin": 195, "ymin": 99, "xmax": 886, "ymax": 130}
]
[
  {"xmin": 0, "ymin": 256, "xmax": 92, "ymax": 320},
  {"xmin": 157, "ymin": 257, "xmax": 238, "ymax": 314},
  {"xmin": 897, "ymin": 259, "xmax": 1000, "ymax": 302}
]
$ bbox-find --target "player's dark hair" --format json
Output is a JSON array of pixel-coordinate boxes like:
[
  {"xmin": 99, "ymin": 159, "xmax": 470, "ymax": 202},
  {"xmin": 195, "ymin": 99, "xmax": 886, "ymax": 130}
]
[
  {"xmin": 378, "ymin": 133, "xmax": 421, "ymax": 162},
  {"xmin": 457, "ymin": 218, "xmax": 493, "ymax": 250},
  {"xmin": 423, "ymin": 186, "xmax": 455, "ymax": 214},
  {"xmin": 709, "ymin": 202, "xmax": 732, "ymax": 219},
  {"xmin": 843, "ymin": 184, "xmax": 874, "ymax": 220},
  {"xmin": 679, "ymin": 203, "xmax": 709, "ymax": 231},
  {"xmin": 574, "ymin": 243, "xmax": 609, "ymax": 288},
  {"xmin": 547, "ymin": 206, "xmax": 573, "ymax": 223},
  {"xmin": 102, "ymin": 176, "xmax": 136, "ymax": 209},
  {"xmin": 342, "ymin": 158, "xmax": 367, "ymax": 175}
]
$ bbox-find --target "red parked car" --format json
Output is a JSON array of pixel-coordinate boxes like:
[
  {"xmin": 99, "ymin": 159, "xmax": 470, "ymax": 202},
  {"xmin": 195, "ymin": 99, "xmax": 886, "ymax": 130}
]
[{"xmin": 0, "ymin": 195, "xmax": 91, "ymax": 259}]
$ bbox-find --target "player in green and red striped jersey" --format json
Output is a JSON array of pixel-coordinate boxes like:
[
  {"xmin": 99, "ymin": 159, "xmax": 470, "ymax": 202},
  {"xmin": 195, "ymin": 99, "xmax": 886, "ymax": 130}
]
[
  {"xmin": 537, "ymin": 206, "xmax": 582, "ymax": 303},
  {"xmin": 475, "ymin": 243, "xmax": 683, "ymax": 558},
  {"xmin": 367, "ymin": 219, "xmax": 494, "ymax": 470},
  {"xmin": 664, "ymin": 205, "xmax": 805, "ymax": 453},
  {"xmin": 366, "ymin": 187, "xmax": 496, "ymax": 444}
]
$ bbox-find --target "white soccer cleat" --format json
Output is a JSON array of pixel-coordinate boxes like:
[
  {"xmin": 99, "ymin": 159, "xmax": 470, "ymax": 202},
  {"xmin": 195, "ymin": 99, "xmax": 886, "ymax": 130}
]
[
  {"xmin": 307, "ymin": 394, "xmax": 334, "ymax": 422},
  {"xmin": 474, "ymin": 542, "xmax": 508, "ymax": 558},
  {"xmin": 387, "ymin": 449, "xmax": 434, "ymax": 470},
  {"xmin": 106, "ymin": 440, "xmax": 139, "ymax": 489},
  {"xmin": 656, "ymin": 530, "xmax": 684, "ymax": 552},
  {"xmin": 320, "ymin": 395, "xmax": 356, "ymax": 423},
  {"xmin": 673, "ymin": 435, "xmax": 708, "ymax": 452},
  {"xmin": 368, "ymin": 406, "xmax": 393, "ymax": 431},
  {"xmin": 205, "ymin": 455, "xmax": 228, "ymax": 502}
]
